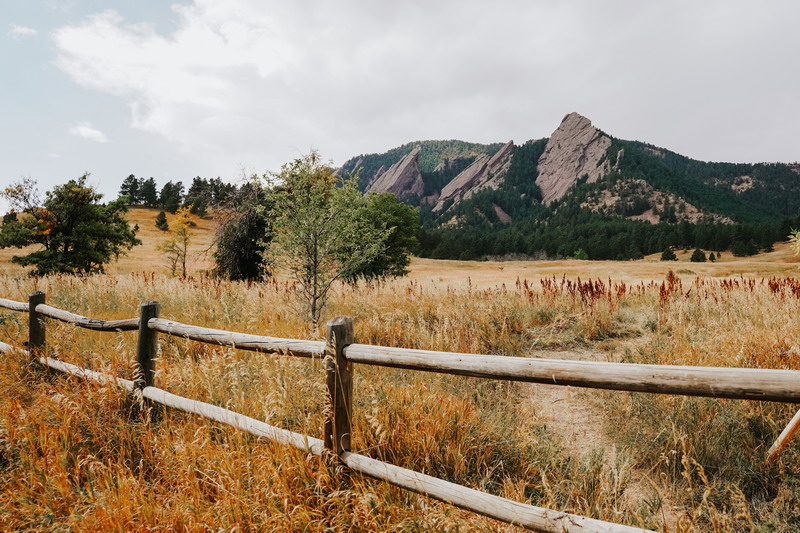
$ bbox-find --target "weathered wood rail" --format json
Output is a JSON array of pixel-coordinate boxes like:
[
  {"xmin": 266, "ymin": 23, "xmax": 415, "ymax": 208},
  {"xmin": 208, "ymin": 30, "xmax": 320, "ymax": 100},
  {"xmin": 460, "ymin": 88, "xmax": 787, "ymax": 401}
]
[{"xmin": 2, "ymin": 292, "xmax": 800, "ymax": 532}]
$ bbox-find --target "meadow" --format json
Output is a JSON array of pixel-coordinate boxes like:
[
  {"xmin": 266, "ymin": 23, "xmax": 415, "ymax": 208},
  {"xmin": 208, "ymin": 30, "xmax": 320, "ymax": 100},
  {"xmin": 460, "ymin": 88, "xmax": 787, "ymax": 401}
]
[{"xmin": 1, "ymin": 208, "xmax": 799, "ymax": 531}]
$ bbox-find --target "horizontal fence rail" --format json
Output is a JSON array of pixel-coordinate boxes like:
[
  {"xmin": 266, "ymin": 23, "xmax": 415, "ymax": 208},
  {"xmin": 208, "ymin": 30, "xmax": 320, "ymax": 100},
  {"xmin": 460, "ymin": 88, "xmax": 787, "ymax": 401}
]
[
  {"xmin": 4, "ymin": 291, "xmax": 800, "ymax": 532},
  {"xmin": 345, "ymin": 344, "xmax": 800, "ymax": 403},
  {"xmin": 36, "ymin": 304, "xmax": 140, "ymax": 331},
  {"xmin": 148, "ymin": 318, "xmax": 325, "ymax": 358},
  {"xmin": 0, "ymin": 298, "xmax": 28, "ymax": 312}
]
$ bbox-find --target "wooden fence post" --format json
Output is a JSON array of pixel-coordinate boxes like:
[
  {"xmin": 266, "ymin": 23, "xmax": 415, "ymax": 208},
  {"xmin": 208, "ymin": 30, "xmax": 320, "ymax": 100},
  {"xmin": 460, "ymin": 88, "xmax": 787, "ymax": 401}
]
[
  {"xmin": 28, "ymin": 291, "xmax": 46, "ymax": 362},
  {"xmin": 135, "ymin": 301, "xmax": 160, "ymax": 390},
  {"xmin": 324, "ymin": 316, "xmax": 354, "ymax": 455}
]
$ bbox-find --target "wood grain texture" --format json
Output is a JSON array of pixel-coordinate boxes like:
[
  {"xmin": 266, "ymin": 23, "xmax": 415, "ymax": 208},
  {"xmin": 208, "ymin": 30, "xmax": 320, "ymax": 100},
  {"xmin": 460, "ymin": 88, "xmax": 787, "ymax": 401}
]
[
  {"xmin": 341, "ymin": 451, "xmax": 652, "ymax": 532},
  {"xmin": 142, "ymin": 386, "xmax": 325, "ymax": 455},
  {"xmin": 28, "ymin": 292, "xmax": 46, "ymax": 359},
  {"xmin": 40, "ymin": 356, "xmax": 135, "ymax": 391},
  {"xmin": 0, "ymin": 298, "xmax": 29, "ymax": 312},
  {"xmin": 325, "ymin": 316, "xmax": 354, "ymax": 454},
  {"xmin": 766, "ymin": 409, "xmax": 800, "ymax": 464},
  {"xmin": 148, "ymin": 318, "xmax": 326, "ymax": 358},
  {"xmin": 345, "ymin": 344, "xmax": 800, "ymax": 403},
  {"xmin": 135, "ymin": 301, "xmax": 160, "ymax": 389},
  {"xmin": 34, "ymin": 304, "xmax": 139, "ymax": 331}
]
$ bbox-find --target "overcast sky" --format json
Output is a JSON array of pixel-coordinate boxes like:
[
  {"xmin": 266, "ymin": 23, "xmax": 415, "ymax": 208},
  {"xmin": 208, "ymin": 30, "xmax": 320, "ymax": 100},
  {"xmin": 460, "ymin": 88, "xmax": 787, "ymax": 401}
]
[{"xmin": 2, "ymin": 0, "xmax": 799, "ymax": 210}]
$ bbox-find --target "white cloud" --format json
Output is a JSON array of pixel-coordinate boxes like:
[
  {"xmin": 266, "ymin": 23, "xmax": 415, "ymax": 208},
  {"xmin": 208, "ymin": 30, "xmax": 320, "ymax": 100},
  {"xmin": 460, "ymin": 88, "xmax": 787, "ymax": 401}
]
[
  {"xmin": 47, "ymin": 153, "xmax": 61, "ymax": 159},
  {"xmin": 9, "ymin": 24, "xmax": 37, "ymax": 38},
  {"xmin": 69, "ymin": 121, "xmax": 109, "ymax": 143},
  {"xmin": 51, "ymin": 1, "xmax": 800, "ymax": 170}
]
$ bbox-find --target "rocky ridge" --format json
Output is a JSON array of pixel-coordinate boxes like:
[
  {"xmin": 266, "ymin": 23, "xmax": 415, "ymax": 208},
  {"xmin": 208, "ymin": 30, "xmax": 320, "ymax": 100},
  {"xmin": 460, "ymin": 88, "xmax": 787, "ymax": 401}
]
[
  {"xmin": 365, "ymin": 145, "xmax": 424, "ymax": 199},
  {"xmin": 434, "ymin": 141, "xmax": 515, "ymax": 211}
]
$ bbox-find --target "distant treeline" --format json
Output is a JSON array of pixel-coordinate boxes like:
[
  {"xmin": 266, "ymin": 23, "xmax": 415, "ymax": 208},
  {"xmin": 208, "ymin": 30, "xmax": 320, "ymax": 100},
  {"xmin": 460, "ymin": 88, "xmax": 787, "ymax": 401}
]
[
  {"xmin": 419, "ymin": 203, "xmax": 800, "ymax": 261},
  {"xmin": 118, "ymin": 175, "xmax": 237, "ymax": 215}
]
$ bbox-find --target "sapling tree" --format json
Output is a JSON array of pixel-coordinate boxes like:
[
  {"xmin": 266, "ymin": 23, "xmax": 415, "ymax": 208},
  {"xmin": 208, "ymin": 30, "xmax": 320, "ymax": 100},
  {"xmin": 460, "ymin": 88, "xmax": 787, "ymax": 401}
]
[
  {"xmin": 265, "ymin": 152, "xmax": 390, "ymax": 329},
  {"xmin": 158, "ymin": 207, "xmax": 193, "ymax": 277}
]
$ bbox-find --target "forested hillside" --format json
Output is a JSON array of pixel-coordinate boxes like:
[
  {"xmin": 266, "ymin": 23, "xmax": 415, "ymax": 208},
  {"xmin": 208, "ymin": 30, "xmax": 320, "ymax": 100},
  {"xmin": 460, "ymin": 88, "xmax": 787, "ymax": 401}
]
[{"xmin": 341, "ymin": 113, "xmax": 800, "ymax": 260}]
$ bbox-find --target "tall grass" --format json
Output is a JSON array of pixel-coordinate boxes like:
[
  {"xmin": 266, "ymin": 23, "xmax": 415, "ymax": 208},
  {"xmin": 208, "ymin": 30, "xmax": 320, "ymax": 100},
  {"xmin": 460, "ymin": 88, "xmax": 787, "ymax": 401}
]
[{"xmin": 1, "ymin": 272, "xmax": 799, "ymax": 530}]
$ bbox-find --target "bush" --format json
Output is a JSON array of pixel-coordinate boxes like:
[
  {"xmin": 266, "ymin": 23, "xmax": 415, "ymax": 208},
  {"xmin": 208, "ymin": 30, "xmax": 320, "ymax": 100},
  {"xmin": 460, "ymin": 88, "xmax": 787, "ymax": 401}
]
[
  {"xmin": 155, "ymin": 211, "xmax": 169, "ymax": 231},
  {"xmin": 660, "ymin": 247, "xmax": 678, "ymax": 261},
  {"xmin": 689, "ymin": 248, "xmax": 706, "ymax": 262}
]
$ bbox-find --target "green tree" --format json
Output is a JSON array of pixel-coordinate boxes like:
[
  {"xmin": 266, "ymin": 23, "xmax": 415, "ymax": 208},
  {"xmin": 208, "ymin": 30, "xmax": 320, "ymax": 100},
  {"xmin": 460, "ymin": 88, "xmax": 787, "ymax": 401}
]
[
  {"xmin": 159, "ymin": 181, "xmax": 184, "ymax": 213},
  {"xmin": 660, "ymin": 247, "xmax": 678, "ymax": 261},
  {"xmin": 140, "ymin": 178, "xmax": 159, "ymax": 206},
  {"xmin": 266, "ymin": 152, "xmax": 389, "ymax": 328},
  {"xmin": 732, "ymin": 240, "xmax": 758, "ymax": 257},
  {"xmin": 690, "ymin": 248, "xmax": 706, "ymax": 262},
  {"xmin": 345, "ymin": 192, "xmax": 420, "ymax": 278},
  {"xmin": 189, "ymin": 198, "xmax": 208, "ymax": 217},
  {"xmin": 214, "ymin": 183, "xmax": 272, "ymax": 281},
  {"xmin": 118, "ymin": 174, "xmax": 140, "ymax": 204},
  {"xmin": 158, "ymin": 207, "xmax": 192, "ymax": 277},
  {"xmin": 572, "ymin": 248, "xmax": 589, "ymax": 260},
  {"xmin": 0, "ymin": 175, "xmax": 140, "ymax": 275},
  {"xmin": 155, "ymin": 211, "xmax": 169, "ymax": 231}
]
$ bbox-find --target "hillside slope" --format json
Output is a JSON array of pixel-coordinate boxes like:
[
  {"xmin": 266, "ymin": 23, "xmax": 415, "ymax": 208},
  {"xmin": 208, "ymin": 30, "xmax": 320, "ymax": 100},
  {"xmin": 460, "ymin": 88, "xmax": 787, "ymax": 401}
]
[
  {"xmin": 0, "ymin": 207, "xmax": 218, "ymax": 276},
  {"xmin": 340, "ymin": 113, "xmax": 800, "ymax": 260},
  {"xmin": 342, "ymin": 112, "xmax": 800, "ymax": 224}
]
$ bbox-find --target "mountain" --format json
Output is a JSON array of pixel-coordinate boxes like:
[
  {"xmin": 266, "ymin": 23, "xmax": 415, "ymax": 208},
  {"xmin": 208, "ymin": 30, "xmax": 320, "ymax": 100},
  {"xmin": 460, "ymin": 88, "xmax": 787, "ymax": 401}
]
[{"xmin": 340, "ymin": 113, "xmax": 800, "ymax": 260}]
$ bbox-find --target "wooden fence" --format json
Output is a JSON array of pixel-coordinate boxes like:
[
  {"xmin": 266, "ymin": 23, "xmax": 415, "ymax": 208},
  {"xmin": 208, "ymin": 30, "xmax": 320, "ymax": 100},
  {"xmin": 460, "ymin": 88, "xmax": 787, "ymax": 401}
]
[{"xmin": 2, "ymin": 291, "xmax": 800, "ymax": 532}]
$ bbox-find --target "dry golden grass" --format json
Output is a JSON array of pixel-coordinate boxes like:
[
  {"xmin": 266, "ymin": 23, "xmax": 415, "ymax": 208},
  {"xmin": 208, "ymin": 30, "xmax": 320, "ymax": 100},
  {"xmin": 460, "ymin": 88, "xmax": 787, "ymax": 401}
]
[
  {"xmin": 2, "ymin": 206, "xmax": 798, "ymax": 283},
  {"xmin": 1, "ymin": 208, "xmax": 799, "ymax": 531},
  {"xmin": 0, "ymin": 207, "xmax": 218, "ymax": 276}
]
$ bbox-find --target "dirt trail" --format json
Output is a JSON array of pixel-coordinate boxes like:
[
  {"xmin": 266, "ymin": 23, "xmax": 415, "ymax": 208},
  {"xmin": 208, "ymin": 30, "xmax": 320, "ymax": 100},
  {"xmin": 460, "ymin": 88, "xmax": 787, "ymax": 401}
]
[{"xmin": 525, "ymin": 346, "xmax": 682, "ymax": 530}]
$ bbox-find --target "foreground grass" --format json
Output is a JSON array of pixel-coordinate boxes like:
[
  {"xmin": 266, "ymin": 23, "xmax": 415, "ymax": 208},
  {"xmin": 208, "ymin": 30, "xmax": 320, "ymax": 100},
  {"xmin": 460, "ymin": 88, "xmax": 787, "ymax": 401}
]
[{"xmin": 0, "ymin": 272, "xmax": 799, "ymax": 531}]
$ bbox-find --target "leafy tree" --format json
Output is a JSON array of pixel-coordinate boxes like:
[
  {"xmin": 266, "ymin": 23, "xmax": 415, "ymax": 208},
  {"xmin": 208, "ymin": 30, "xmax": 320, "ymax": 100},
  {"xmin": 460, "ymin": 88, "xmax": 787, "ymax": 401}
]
[
  {"xmin": 159, "ymin": 181, "xmax": 184, "ymax": 213},
  {"xmin": 345, "ymin": 193, "xmax": 420, "ymax": 278},
  {"xmin": 690, "ymin": 248, "xmax": 706, "ymax": 262},
  {"xmin": 572, "ymin": 248, "xmax": 589, "ymax": 260},
  {"xmin": 709, "ymin": 252, "xmax": 716, "ymax": 262},
  {"xmin": 118, "ymin": 174, "xmax": 140, "ymax": 204},
  {"xmin": 0, "ymin": 175, "xmax": 140, "ymax": 275},
  {"xmin": 266, "ymin": 152, "xmax": 389, "ymax": 328},
  {"xmin": 189, "ymin": 198, "xmax": 208, "ymax": 217},
  {"xmin": 791, "ymin": 229, "xmax": 800, "ymax": 256},
  {"xmin": 140, "ymin": 178, "xmax": 159, "ymax": 206},
  {"xmin": 158, "ymin": 207, "xmax": 193, "ymax": 277},
  {"xmin": 155, "ymin": 211, "xmax": 169, "ymax": 231},
  {"xmin": 214, "ymin": 183, "xmax": 272, "ymax": 281},
  {"xmin": 660, "ymin": 247, "xmax": 678, "ymax": 261},
  {"xmin": 732, "ymin": 240, "xmax": 758, "ymax": 257}
]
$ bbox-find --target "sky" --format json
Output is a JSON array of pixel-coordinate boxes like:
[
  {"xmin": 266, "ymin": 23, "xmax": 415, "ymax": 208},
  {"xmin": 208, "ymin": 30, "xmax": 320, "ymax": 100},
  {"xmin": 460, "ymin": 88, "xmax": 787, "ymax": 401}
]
[{"xmin": 2, "ymin": 0, "xmax": 799, "ymax": 211}]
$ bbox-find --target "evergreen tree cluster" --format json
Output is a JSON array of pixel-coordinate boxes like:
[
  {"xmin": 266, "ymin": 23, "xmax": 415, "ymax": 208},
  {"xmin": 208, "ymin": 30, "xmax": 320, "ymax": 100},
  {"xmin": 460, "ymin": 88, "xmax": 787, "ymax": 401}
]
[
  {"xmin": 418, "ymin": 202, "xmax": 799, "ymax": 261},
  {"xmin": 118, "ymin": 175, "xmax": 236, "ymax": 214}
]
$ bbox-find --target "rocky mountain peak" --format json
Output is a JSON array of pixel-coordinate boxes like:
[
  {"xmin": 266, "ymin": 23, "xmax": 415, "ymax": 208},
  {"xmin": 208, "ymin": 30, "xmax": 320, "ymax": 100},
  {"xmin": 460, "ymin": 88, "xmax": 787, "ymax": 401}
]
[
  {"xmin": 365, "ymin": 145, "xmax": 424, "ymax": 198},
  {"xmin": 535, "ymin": 112, "xmax": 614, "ymax": 205}
]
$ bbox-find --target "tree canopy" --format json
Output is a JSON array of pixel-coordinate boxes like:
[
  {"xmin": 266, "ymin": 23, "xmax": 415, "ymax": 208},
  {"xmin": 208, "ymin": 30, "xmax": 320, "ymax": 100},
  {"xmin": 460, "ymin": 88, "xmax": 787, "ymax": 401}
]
[
  {"xmin": 0, "ymin": 175, "xmax": 140, "ymax": 275},
  {"xmin": 265, "ymin": 152, "xmax": 390, "ymax": 327}
]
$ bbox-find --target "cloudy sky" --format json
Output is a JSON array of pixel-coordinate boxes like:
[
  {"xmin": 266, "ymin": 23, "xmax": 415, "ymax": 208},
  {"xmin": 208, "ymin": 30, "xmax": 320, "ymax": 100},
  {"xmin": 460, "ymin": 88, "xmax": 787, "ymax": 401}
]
[{"xmin": 2, "ymin": 0, "xmax": 799, "ymax": 208}]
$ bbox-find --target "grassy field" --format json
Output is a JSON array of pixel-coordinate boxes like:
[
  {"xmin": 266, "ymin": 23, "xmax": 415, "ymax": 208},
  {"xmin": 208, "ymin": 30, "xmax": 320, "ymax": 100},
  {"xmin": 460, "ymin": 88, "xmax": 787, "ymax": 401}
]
[{"xmin": 1, "ymin": 208, "xmax": 799, "ymax": 531}]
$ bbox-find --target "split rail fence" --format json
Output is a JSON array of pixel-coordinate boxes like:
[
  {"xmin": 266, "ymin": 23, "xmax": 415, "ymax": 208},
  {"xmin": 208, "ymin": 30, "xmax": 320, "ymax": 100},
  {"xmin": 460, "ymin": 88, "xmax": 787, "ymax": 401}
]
[{"xmin": 2, "ymin": 291, "xmax": 800, "ymax": 533}]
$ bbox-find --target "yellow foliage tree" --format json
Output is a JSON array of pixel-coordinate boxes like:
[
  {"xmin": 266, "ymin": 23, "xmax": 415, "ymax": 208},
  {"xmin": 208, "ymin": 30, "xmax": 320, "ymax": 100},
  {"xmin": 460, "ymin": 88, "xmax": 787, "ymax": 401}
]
[
  {"xmin": 790, "ymin": 229, "xmax": 800, "ymax": 256},
  {"xmin": 158, "ymin": 207, "xmax": 193, "ymax": 277}
]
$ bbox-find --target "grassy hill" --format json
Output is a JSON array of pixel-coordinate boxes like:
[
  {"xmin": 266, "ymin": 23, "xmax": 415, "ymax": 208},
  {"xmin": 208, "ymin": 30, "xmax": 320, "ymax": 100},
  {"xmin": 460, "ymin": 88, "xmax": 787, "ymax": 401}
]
[{"xmin": 0, "ymin": 207, "xmax": 219, "ymax": 276}]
